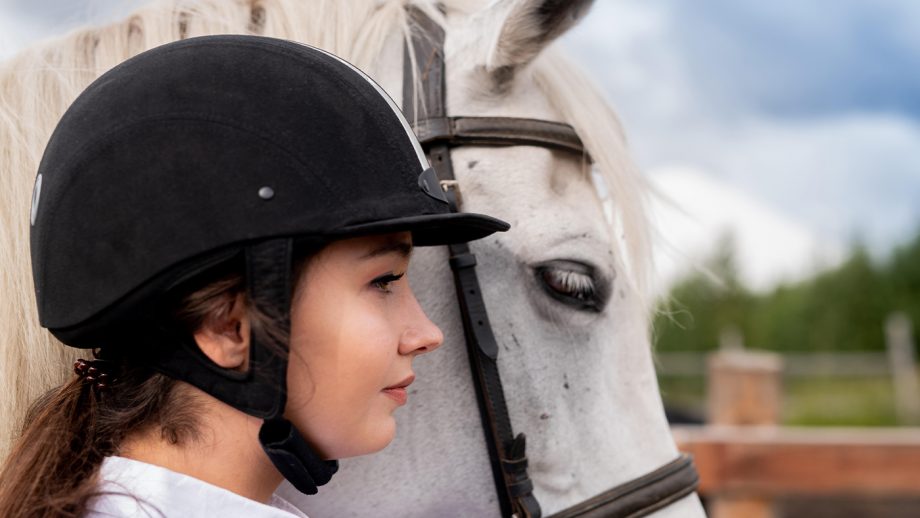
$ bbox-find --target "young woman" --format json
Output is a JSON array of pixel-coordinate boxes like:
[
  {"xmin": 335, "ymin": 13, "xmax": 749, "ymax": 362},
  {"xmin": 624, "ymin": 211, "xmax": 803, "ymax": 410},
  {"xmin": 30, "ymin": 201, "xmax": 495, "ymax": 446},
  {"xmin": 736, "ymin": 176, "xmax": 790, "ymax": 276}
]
[{"xmin": 0, "ymin": 35, "xmax": 508, "ymax": 517}]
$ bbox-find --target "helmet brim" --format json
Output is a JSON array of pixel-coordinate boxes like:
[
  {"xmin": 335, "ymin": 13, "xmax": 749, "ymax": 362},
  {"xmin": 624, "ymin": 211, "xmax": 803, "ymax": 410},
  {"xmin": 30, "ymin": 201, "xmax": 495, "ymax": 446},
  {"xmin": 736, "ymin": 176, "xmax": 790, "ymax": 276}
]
[{"xmin": 331, "ymin": 212, "xmax": 510, "ymax": 246}]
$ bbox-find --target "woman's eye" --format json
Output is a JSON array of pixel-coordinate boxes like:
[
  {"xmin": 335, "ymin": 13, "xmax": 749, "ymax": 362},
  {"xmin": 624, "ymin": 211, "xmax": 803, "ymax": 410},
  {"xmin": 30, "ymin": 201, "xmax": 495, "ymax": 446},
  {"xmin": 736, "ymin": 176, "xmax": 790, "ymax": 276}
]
[
  {"xmin": 371, "ymin": 272, "xmax": 405, "ymax": 293},
  {"xmin": 534, "ymin": 260, "xmax": 609, "ymax": 312}
]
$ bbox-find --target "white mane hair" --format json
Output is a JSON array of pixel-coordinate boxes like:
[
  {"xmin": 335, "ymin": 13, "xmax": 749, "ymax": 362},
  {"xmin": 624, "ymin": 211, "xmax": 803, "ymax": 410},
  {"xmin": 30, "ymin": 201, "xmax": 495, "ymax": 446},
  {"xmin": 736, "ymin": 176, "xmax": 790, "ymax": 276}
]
[{"xmin": 0, "ymin": 0, "xmax": 652, "ymax": 474}]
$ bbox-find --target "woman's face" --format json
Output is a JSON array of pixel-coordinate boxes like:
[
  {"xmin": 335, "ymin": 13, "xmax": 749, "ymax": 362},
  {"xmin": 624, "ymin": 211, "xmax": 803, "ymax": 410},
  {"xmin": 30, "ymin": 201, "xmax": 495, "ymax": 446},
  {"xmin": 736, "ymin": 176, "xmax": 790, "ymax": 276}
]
[{"xmin": 285, "ymin": 231, "xmax": 443, "ymax": 459}]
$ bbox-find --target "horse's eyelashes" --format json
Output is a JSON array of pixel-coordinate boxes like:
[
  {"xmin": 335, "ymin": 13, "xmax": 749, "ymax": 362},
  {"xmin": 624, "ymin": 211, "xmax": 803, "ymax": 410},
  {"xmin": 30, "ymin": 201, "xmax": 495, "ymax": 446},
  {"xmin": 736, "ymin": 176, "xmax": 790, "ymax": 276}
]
[
  {"xmin": 534, "ymin": 260, "xmax": 609, "ymax": 312},
  {"xmin": 542, "ymin": 269, "xmax": 595, "ymax": 300}
]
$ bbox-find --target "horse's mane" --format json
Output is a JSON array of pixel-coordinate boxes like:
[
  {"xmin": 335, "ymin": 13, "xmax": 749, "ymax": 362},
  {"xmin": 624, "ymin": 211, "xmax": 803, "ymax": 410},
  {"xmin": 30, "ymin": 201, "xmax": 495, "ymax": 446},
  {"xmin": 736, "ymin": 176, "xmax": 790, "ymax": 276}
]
[{"xmin": 0, "ymin": 0, "xmax": 651, "ymax": 460}]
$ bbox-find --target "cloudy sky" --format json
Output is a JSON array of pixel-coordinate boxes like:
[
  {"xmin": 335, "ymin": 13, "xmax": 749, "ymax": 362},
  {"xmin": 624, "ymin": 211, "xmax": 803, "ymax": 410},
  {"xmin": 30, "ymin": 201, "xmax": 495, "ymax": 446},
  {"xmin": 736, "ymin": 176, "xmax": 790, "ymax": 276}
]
[
  {"xmin": 559, "ymin": 0, "xmax": 920, "ymax": 288},
  {"xmin": 2, "ymin": 0, "xmax": 918, "ymax": 290}
]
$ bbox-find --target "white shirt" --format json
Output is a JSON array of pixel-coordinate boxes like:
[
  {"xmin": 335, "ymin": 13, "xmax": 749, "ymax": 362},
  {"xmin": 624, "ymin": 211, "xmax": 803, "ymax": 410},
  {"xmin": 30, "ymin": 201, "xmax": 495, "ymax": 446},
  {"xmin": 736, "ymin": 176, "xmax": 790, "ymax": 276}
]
[{"xmin": 87, "ymin": 456, "xmax": 308, "ymax": 518}]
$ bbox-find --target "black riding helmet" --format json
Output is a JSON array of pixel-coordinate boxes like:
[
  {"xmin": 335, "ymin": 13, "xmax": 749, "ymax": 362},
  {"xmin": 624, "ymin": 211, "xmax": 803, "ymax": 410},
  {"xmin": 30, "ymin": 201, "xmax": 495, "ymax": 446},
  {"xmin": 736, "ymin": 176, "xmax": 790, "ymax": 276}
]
[{"xmin": 30, "ymin": 35, "xmax": 508, "ymax": 494}]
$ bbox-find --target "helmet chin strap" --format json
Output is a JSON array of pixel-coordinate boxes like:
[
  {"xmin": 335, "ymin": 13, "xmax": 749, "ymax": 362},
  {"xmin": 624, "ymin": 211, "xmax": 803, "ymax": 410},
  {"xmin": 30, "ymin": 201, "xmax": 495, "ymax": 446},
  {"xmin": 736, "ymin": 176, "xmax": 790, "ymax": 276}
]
[
  {"xmin": 259, "ymin": 418, "xmax": 338, "ymax": 494},
  {"xmin": 138, "ymin": 238, "xmax": 338, "ymax": 494},
  {"xmin": 245, "ymin": 238, "xmax": 339, "ymax": 495}
]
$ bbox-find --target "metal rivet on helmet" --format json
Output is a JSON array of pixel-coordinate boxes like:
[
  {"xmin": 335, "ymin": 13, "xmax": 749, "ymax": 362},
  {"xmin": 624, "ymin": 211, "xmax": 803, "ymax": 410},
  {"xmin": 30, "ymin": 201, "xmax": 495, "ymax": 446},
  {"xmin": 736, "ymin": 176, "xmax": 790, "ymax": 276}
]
[{"xmin": 258, "ymin": 186, "xmax": 275, "ymax": 200}]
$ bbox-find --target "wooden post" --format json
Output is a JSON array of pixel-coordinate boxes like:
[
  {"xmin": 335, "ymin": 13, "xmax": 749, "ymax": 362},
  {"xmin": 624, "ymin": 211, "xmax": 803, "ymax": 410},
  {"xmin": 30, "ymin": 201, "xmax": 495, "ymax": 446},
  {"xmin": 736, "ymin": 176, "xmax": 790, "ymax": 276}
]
[
  {"xmin": 706, "ymin": 346, "xmax": 783, "ymax": 518},
  {"xmin": 707, "ymin": 350, "xmax": 783, "ymax": 426},
  {"xmin": 885, "ymin": 312, "xmax": 920, "ymax": 425}
]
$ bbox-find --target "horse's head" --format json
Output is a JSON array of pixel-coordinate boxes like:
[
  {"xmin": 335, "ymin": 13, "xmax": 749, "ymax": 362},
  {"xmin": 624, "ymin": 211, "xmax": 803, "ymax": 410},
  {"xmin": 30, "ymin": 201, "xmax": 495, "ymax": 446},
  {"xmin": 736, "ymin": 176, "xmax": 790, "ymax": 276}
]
[
  {"xmin": 299, "ymin": 1, "xmax": 703, "ymax": 516},
  {"xmin": 435, "ymin": 0, "xmax": 687, "ymax": 510}
]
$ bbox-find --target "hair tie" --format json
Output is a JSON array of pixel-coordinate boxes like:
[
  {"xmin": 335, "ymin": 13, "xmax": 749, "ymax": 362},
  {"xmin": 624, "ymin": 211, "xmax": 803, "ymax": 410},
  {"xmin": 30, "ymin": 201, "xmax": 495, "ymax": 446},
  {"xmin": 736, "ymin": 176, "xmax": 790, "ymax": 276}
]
[{"xmin": 74, "ymin": 359, "xmax": 118, "ymax": 392}]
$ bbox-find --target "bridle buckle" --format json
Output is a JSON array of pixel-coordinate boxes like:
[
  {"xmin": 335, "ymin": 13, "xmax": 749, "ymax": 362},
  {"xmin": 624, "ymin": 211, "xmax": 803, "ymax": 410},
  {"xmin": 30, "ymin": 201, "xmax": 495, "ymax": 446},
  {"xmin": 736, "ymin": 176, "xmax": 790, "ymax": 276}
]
[{"xmin": 439, "ymin": 179, "xmax": 462, "ymax": 208}]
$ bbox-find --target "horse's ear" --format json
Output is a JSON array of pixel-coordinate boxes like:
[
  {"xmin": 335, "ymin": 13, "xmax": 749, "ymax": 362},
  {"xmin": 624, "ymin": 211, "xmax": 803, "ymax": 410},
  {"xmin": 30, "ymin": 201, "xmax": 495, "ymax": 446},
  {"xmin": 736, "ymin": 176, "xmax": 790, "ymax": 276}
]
[{"xmin": 483, "ymin": 0, "xmax": 594, "ymax": 81}]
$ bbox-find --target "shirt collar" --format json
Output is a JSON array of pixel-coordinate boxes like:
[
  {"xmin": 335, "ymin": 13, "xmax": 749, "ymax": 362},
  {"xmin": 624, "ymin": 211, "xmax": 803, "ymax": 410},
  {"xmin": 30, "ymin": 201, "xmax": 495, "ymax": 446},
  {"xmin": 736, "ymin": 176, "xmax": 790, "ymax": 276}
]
[{"xmin": 90, "ymin": 455, "xmax": 308, "ymax": 518}]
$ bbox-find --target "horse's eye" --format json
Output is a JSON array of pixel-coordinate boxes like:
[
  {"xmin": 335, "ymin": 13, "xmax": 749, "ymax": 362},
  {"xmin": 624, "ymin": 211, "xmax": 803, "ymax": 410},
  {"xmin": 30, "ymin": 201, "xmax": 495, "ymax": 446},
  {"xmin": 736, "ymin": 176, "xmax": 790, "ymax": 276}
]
[{"xmin": 534, "ymin": 260, "xmax": 609, "ymax": 312}]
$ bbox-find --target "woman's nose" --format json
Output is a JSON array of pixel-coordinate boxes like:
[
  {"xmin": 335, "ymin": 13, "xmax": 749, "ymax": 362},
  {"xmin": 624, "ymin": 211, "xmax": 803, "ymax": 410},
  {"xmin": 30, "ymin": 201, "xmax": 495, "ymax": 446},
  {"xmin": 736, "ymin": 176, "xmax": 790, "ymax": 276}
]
[{"xmin": 398, "ymin": 293, "xmax": 444, "ymax": 356}]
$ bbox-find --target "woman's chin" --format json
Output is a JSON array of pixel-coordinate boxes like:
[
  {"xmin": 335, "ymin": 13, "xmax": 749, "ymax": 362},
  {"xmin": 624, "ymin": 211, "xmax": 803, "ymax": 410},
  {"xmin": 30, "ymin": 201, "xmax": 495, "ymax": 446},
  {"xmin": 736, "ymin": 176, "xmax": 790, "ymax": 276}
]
[
  {"xmin": 361, "ymin": 416, "xmax": 397, "ymax": 455},
  {"xmin": 329, "ymin": 417, "xmax": 397, "ymax": 459}
]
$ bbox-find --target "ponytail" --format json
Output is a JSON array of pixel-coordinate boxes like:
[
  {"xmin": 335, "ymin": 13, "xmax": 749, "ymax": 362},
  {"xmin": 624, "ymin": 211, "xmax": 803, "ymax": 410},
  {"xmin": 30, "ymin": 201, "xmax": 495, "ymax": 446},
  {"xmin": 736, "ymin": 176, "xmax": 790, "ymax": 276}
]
[
  {"xmin": 0, "ymin": 270, "xmax": 246, "ymax": 517},
  {"xmin": 0, "ymin": 246, "xmax": 315, "ymax": 517},
  {"xmin": 0, "ymin": 369, "xmax": 194, "ymax": 517}
]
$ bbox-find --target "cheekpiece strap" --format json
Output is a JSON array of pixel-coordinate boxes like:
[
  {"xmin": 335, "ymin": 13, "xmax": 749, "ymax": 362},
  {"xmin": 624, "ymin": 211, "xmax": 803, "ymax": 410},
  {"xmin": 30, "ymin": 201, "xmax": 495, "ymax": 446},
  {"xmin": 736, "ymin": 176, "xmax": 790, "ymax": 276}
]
[
  {"xmin": 243, "ymin": 238, "xmax": 293, "ymax": 419},
  {"xmin": 404, "ymin": 6, "xmax": 542, "ymax": 518},
  {"xmin": 247, "ymin": 240, "xmax": 341, "ymax": 495}
]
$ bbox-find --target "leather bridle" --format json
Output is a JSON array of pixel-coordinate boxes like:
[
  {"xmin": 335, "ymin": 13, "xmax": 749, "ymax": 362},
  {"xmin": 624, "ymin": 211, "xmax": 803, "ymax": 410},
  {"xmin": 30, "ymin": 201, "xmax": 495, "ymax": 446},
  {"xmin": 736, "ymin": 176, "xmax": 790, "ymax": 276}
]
[{"xmin": 401, "ymin": 8, "xmax": 699, "ymax": 518}]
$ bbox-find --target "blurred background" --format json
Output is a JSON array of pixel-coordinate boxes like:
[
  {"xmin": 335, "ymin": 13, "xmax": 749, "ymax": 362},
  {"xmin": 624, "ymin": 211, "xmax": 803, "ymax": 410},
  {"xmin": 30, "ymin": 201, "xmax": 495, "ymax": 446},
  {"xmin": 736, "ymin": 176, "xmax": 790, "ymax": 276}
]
[
  {"xmin": 558, "ymin": 0, "xmax": 920, "ymax": 430},
  {"xmin": 562, "ymin": 3, "xmax": 920, "ymax": 516},
  {"xmin": 3, "ymin": 0, "xmax": 919, "ymax": 516}
]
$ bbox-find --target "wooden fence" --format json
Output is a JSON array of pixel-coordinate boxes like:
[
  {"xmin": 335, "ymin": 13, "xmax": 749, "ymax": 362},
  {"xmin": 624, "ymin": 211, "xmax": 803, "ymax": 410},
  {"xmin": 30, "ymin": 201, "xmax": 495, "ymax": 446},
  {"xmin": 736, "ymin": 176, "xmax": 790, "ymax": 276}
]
[
  {"xmin": 658, "ymin": 351, "xmax": 892, "ymax": 377},
  {"xmin": 675, "ymin": 425, "xmax": 920, "ymax": 516},
  {"xmin": 675, "ymin": 346, "xmax": 920, "ymax": 517}
]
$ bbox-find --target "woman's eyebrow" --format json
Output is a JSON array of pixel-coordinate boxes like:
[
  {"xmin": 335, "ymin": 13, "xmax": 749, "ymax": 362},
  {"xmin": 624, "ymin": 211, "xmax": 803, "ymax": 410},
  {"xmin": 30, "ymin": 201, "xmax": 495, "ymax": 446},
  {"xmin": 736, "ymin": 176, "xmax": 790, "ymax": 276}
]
[{"xmin": 360, "ymin": 241, "xmax": 413, "ymax": 259}]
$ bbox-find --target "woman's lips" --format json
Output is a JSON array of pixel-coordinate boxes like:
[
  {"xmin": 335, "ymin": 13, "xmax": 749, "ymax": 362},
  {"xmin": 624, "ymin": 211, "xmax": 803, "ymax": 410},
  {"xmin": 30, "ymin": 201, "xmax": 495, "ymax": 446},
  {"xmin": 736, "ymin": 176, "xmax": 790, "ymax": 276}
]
[
  {"xmin": 382, "ymin": 374, "xmax": 414, "ymax": 405},
  {"xmin": 382, "ymin": 387, "xmax": 408, "ymax": 405}
]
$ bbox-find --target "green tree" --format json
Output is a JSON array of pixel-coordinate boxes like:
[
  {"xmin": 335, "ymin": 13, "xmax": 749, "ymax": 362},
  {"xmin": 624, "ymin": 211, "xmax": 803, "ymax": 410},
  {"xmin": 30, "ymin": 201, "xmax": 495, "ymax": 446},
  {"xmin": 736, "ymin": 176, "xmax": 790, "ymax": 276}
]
[
  {"xmin": 656, "ymin": 230, "xmax": 920, "ymax": 354},
  {"xmin": 884, "ymin": 231, "xmax": 920, "ymax": 354},
  {"xmin": 655, "ymin": 233, "xmax": 753, "ymax": 352}
]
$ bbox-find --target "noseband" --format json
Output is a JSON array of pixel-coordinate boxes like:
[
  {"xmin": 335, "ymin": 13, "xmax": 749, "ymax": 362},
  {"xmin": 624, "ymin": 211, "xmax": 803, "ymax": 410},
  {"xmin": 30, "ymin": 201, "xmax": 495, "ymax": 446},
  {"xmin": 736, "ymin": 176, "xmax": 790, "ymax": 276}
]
[{"xmin": 402, "ymin": 8, "xmax": 699, "ymax": 518}]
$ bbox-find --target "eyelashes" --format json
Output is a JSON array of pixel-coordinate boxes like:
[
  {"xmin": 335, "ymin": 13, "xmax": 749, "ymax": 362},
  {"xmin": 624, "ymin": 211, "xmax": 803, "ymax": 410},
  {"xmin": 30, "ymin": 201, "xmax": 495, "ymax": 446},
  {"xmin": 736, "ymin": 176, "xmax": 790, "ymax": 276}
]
[
  {"xmin": 371, "ymin": 272, "xmax": 405, "ymax": 293},
  {"xmin": 541, "ymin": 268, "xmax": 596, "ymax": 301},
  {"xmin": 534, "ymin": 259, "xmax": 610, "ymax": 312}
]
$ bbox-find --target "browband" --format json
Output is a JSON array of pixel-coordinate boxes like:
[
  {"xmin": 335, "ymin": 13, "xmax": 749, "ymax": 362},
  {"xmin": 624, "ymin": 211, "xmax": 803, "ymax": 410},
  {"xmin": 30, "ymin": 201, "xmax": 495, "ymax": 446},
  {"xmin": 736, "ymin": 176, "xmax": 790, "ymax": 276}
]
[{"xmin": 412, "ymin": 116, "xmax": 589, "ymax": 158}]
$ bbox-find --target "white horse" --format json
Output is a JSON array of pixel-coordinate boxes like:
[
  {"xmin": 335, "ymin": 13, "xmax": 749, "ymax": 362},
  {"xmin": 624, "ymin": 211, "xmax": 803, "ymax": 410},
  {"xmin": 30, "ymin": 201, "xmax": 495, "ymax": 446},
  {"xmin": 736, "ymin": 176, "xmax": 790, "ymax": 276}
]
[{"xmin": 0, "ymin": 1, "xmax": 704, "ymax": 516}]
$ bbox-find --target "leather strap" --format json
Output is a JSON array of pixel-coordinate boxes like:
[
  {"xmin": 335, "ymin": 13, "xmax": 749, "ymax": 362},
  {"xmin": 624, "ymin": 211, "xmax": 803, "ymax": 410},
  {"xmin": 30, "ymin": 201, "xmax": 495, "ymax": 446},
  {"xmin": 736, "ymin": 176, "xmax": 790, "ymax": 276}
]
[
  {"xmin": 413, "ymin": 116, "xmax": 588, "ymax": 157},
  {"xmin": 246, "ymin": 239, "xmax": 340, "ymax": 496},
  {"xmin": 401, "ymin": 8, "xmax": 586, "ymax": 160},
  {"xmin": 404, "ymin": 7, "xmax": 541, "ymax": 518},
  {"xmin": 547, "ymin": 455, "xmax": 700, "ymax": 518},
  {"xmin": 260, "ymin": 418, "xmax": 339, "ymax": 495}
]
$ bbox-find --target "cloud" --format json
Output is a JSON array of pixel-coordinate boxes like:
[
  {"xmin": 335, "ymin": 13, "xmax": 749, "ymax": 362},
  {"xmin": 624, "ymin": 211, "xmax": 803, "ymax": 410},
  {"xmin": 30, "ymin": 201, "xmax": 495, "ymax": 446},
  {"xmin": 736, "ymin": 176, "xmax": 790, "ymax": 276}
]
[
  {"xmin": 0, "ymin": 0, "xmax": 148, "ymax": 61},
  {"xmin": 0, "ymin": 10, "xmax": 47, "ymax": 61},
  {"xmin": 664, "ymin": 0, "xmax": 920, "ymax": 118},
  {"xmin": 564, "ymin": 0, "xmax": 920, "ymax": 128},
  {"xmin": 643, "ymin": 113, "xmax": 920, "ymax": 254},
  {"xmin": 561, "ymin": 0, "xmax": 920, "ymax": 268},
  {"xmin": 709, "ymin": 114, "xmax": 920, "ymax": 248},
  {"xmin": 649, "ymin": 166, "xmax": 845, "ymax": 293},
  {"xmin": 3, "ymin": 0, "xmax": 146, "ymax": 29}
]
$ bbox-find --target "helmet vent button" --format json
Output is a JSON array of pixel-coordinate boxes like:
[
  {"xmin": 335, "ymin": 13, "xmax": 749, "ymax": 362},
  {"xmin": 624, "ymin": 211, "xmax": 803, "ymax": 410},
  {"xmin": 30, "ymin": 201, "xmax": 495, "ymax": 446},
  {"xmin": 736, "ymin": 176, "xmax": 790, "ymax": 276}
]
[{"xmin": 258, "ymin": 186, "xmax": 275, "ymax": 200}]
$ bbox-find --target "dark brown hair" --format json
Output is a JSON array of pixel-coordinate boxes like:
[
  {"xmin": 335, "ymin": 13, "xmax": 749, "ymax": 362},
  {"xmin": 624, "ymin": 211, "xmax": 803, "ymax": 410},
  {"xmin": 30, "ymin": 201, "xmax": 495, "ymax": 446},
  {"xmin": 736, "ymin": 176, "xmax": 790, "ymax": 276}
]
[{"xmin": 0, "ymin": 263, "xmax": 303, "ymax": 517}]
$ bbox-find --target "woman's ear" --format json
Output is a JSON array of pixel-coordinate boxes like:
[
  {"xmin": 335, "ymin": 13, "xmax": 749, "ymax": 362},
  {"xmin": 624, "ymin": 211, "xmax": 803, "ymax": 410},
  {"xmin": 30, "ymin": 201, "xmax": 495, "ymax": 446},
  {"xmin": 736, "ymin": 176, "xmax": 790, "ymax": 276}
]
[{"xmin": 193, "ymin": 292, "xmax": 251, "ymax": 371}]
